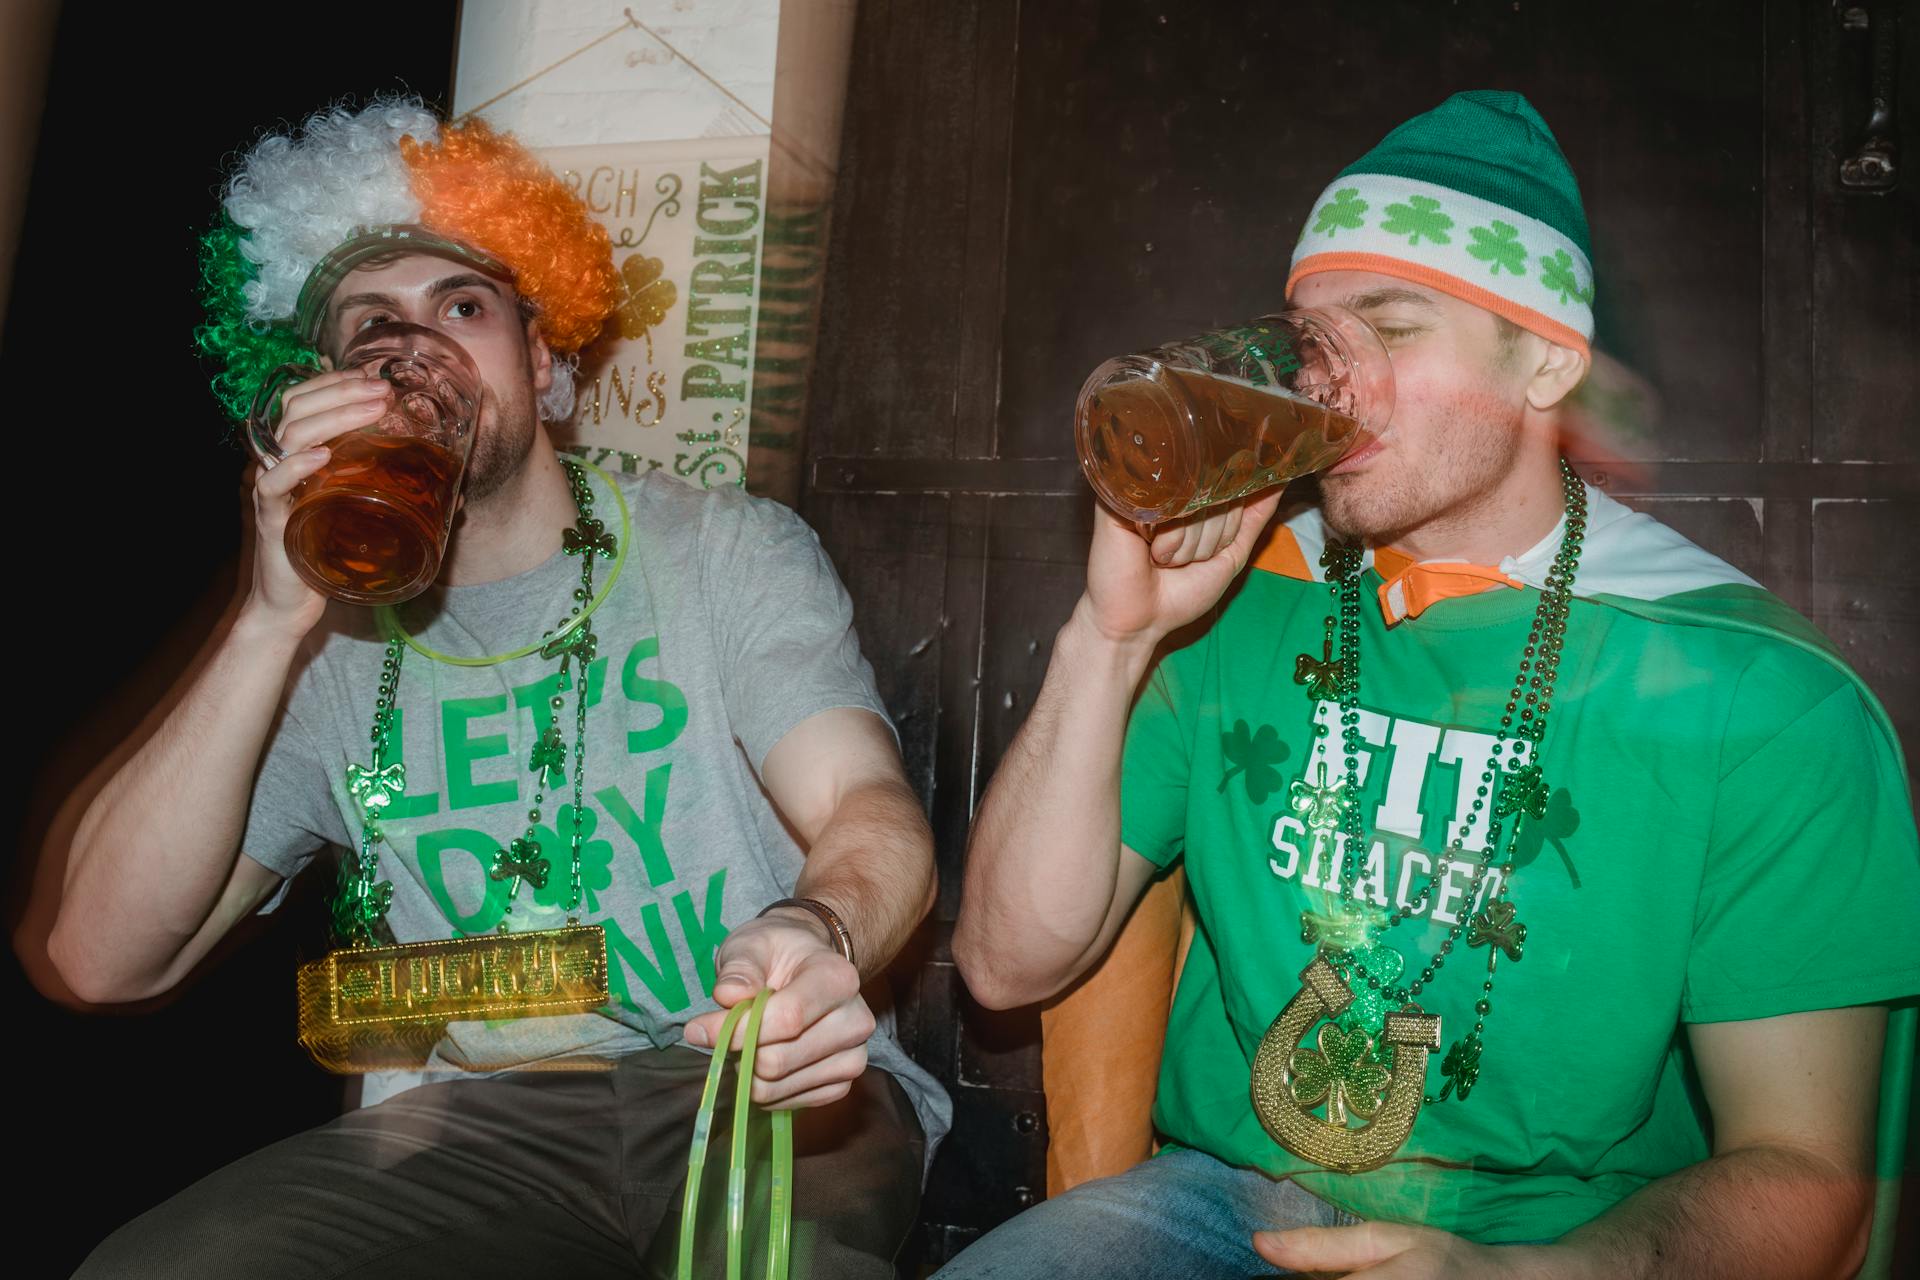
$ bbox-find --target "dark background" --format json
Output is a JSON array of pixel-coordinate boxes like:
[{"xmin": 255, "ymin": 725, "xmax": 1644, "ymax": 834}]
[
  {"xmin": 0, "ymin": 6, "xmax": 464, "ymax": 1277},
  {"xmin": 4, "ymin": 2, "xmax": 1915, "ymax": 1278}
]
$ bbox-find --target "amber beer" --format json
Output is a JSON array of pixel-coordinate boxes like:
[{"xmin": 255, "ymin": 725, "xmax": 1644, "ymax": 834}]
[
  {"xmin": 284, "ymin": 433, "xmax": 463, "ymax": 604},
  {"xmin": 247, "ymin": 322, "xmax": 481, "ymax": 605},
  {"xmin": 1074, "ymin": 308, "xmax": 1395, "ymax": 528},
  {"xmin": 1080, "ymin": 368, "xmax": 1366, "ymax": 523}
]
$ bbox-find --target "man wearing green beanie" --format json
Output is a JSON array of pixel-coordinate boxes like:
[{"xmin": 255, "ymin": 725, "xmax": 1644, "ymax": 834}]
[{"xmin": 939, "ymin": 91, "xmax": 1919, "ymax": 1278}]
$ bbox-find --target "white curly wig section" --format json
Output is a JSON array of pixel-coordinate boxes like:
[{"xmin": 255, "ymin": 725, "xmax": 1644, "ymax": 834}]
[
  {"xmin": 539, "ymin": 357, "xmax": 579, "ymax": 423},
  {"xmin": 223, "ymin": 96, "xmax": 438, "ymax": 325}
]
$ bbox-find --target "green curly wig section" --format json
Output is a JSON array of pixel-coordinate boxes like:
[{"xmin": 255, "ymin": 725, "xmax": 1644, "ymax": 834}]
[{"xmin": 195, "ymin": 216, "xmax": 319, "ymax": 424}]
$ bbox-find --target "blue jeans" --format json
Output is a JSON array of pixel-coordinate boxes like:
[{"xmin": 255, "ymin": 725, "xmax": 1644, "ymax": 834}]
[{"xmin": 932, "ymin": 1147, "xmax": 1365, "ymax": 1279}]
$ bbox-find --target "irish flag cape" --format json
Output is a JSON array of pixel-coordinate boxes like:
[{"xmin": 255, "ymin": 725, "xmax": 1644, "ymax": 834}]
[
  {"xmin": 1255, "ymin": 483, "xmax": 1904, "ymax": 765},
  {"xmin": 1251, "ymin": 483, "xmax": 1915, "ymax": 1258}
]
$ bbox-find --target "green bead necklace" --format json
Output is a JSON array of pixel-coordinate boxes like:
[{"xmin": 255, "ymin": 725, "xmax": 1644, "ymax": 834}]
[
  {"xmin": 1322, "ymin": 458, "xmax": 1585, "ymax": 1100},
  {"xmin": 1251, "ymin": 458, "xmax": 1586, "ymax": 1173},
  {"xmin": 334, "ymin": 457, "xmax": 628, "ymax": 946}
]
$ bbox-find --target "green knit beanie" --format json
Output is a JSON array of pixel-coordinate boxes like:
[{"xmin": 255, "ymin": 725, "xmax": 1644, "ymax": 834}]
[{"xmin": 1288, "ymin": 90, "xmax": 1595, "ymax": 355}]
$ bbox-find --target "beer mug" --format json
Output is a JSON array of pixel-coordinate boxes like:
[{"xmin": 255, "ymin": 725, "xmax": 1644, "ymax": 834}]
[
  {"xmin": 247, "ymin": 323, "xmax": 482, "ymax": 605},
  {"xmin": 1074, "ymin": 307, "xmax": 1395, "ymax": 527}
]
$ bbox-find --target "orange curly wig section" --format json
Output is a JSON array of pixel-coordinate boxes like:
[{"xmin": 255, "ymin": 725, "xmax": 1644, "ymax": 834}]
[{"xmin": 401, "ymin": 119, "xmax": 619, "ymax": 354}]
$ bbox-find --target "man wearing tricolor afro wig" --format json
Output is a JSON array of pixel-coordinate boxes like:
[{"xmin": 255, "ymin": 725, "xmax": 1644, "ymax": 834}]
[
  {"xmin": 945, "ymin": 91, "xmax": 1918, "ymax": 1278},
  {"xmin": 57, "ymin": 96, "xmax": 949, "ymax": 1277},
  {"xmin": 196, "ymin": 95, "xmax": 619, "ymax": 432}
]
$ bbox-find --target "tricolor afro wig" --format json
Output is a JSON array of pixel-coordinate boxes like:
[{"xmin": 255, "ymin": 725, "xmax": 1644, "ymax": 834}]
[{"xmin": 197, "ymin": 95, "xmax": 619, "ymax": 425}]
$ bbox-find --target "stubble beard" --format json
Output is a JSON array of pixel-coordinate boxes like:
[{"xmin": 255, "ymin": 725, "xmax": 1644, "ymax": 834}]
[
  {"xmin": 460, "ymin": 369, "xmax": 541, "ymax": 505},
  {"xmin": 1320, "ymin": 382, "xmax": 1527, "ymax": 549}
]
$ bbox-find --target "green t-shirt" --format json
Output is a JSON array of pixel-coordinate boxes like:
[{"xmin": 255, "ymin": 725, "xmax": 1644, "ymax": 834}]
[{"xmin": 1119, "ymin": 509, "xmax": 1920, "ymax": 1244}]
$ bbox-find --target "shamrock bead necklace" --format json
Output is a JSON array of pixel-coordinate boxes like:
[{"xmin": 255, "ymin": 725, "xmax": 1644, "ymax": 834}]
[
  {"xmin": 1295, "ymin": 457, "xmax": 1587, "ymax": 1106},
  {"xmin": 335, "ymin": 458, "xmax": 628, "ymax": 945}
]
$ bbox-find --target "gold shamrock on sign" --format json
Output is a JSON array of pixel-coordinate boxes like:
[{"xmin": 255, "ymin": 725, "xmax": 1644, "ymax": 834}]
[{"xmin": 617, "ymin": 254, "xmax": 678, "ymax": 344}]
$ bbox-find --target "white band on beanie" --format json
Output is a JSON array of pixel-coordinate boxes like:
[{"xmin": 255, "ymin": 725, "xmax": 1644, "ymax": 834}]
[{"xmin": 1288, "ymin": 174, "xmax": 1595, "ymax": 354}]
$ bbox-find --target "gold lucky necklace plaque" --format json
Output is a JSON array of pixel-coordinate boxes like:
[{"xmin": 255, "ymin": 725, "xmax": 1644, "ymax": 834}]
[
  {"xmin": 1251, "ymin": 461, "xmax": 1586, "ymax": 1171},
  {"xmin": 297, "ymin": 459, "xmax": 627, "ymax": 1073}
]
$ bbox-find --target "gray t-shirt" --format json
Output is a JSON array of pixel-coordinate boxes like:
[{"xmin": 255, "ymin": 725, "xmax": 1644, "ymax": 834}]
[{"xmin": 245, "ymin": 465, "xmax": 950, "ymax": 1161}]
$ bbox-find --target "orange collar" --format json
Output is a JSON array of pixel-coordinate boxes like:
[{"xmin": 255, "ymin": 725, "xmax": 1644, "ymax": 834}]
[
  {"xmin": 1373, "ymin": 546, "xmax": 1523, "ymax": 625},
  {"xmin": 1246, "ymin": 525, "xmax": 1528, "ymax": 624}
]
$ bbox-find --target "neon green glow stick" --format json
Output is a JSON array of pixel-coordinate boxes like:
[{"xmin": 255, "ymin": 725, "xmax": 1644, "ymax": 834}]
[
  {"xmin": 768, "ymin": 1107, "xmax": 793, "ymax": 1279},
  {"xmin": 727, "ymin": 992, "xmax": 770, "ymax": 1279},
  {"xmin": 679, "ymin": 1001, "xmax": 748, "ymax": 1280},
  {"xmin": 376, "ymin": 457, "xmax": 633, "ymax": 668},
  {"xmin": 678, "ymin": 990, "xmax": 793, "ymax": 1280}
]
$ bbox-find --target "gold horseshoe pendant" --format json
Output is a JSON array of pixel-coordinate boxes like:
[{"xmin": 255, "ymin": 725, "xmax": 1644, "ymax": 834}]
[{"xmin": 1250, "ymin": 955, "xmax": 1442, "ymax": 1173}]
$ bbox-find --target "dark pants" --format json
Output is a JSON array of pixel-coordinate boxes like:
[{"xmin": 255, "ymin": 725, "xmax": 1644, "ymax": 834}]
[{"xmin": 77, "ymin": 1049, "xmax": 925, "ymax": 1279}]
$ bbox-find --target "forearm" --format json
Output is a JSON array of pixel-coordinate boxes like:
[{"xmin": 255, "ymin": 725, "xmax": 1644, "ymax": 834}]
[
  {"xmin": 951, "ymin": 600, "xmax": 1157, "ymax": 1006},
  {"xmin": 780, "ymin": 777, "xmax": 934, "ymax": 983},
  {"xmin": 1519, "ymin": 1143, "xmax": 1871, "ymax": 1280},
  {"xmin": 52, "ymin": 605, "xmax": 305, "ymax": 996}
]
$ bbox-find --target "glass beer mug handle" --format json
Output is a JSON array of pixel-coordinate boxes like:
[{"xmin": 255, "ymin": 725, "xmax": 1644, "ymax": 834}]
[{"xmin": 245, "ymin": 361, "xmax": 326, "ymax": 468}]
